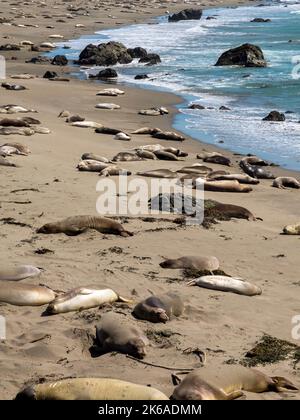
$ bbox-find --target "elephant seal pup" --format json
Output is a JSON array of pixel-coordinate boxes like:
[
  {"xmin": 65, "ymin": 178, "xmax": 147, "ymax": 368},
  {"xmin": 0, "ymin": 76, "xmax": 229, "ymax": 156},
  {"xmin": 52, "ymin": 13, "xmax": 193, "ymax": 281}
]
[
  {"xmin": 0, "ymin": 105, "xmax": 37, "ymax": 114},
  {"xmin": 16, "ymin": 378, "xmax": 169, "ymax": 400},
  {"xmin": 273, "ymin": 177, "xmax": 300, "ymax": 189},
  {"xmin": 71, "ymin": 121, "xmax": 103, "ymax": 129},
  {"xmin": 33, "ymin": 126, "xmax": 51, "ymax": 135},
  {"xmin": 100, "ymin": 167, "xmax": 132, "ymax": 177},
  {"xmin": 136, "ymin": 150, "xmax": 157, "ymax": 160},
  {"xmin": 114, "ymin": 132, "xmax": 131, "ymax": 141},
  {"xmin": 240, "ymin": 160, "xmax": 275, "ymax": 179},
  {"xmin": 81, "ymin": 153, "xmax": 110, "ymax": 163},
  {"xmin": 137, "ymin": 169, "xmax": 178, "ymax": 179},
  {"xmin": 112, "ymin": 152, "xmax": 143, "ymax": 162},
  {"xmin": 96, "ymin": 88, "xmax": 124, "ymax": 96},
  {"xmin": 0, "ymin": 156, "xmax": 17, "ymax": 167},
  {"xmin": 282, "ymin": 223, "xmax": 300, "ymax": 235},
  {"xmin": 0, "ymin": 127, "xmax": 35, "ymax": 136},
  {"xmin": 66, "ymin": 115, "xmax": 85, "ymax": 123},
  {"xmin": 171, "ymin": 365, "xmax": 297, "ymax": 400},
  {"xmin": 187, "ymin": 276, "xmax": 262, "ymax": 296},
  {"xmin": 203, "ymin": 155, "xmax": 231, "ymax": 166},
  {"xmin": 2, "ymin": 142, "xmax": 30, "ymax": 155},
  {"xmin": 95, "ymin": 103, "xmax": 120, "ymax": 110},
  {"xmin": 152, "ymin": 131, "xmax": 185, "ymax": 142},
  {"xmin": 96, "ymin": 312, "xmax": 149, "ymax": 359},
  {"xmin": 154, "ymin": 150, "xmax": 180, "ymax": 161},
  {"xmin": 133, "ymin": 292, "xmax": 184, "ymax": 323},
  {"xmin": 197, "ymin": 180, "xmax": 253, "ymax": 193},
  {"xmin": 77, "ymin": 160, "xmax": 110, "ymax": 172},
  {"xmin": 131, "ymin": 127, "xmax": 162, "ymax": 135},
  {"xmin": 0, "ymin": 265, "xmax": 41, "ymax": 281},
  {"xmin": 37, "ymin": 215, "xmax": 133, "ymax": 237},
  {"xmin": 160, "ymin": 256, "xmax": 220, "ymax": 272},
  {"xmin": 207, "ymin": 173, "xmax": 259, "ymax": 185},
  {"xmin": 46, "ymin": 287, "xmax": 131, "ymax": 314},
  {"xmin": 0, "ymin": 282, "xmax": 56, "ymax": 306},
  {"xmin": 0, "ymin": 145, "xmax": 24, "ymax": 156}
]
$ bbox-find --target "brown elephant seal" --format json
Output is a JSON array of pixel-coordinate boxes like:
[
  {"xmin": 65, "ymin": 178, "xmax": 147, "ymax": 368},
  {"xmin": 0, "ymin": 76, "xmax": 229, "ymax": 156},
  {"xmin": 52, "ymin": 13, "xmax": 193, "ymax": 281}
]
[
  {"xmin": 0, "ymin": 265, "xmax": 41, "ymax": 281},
  {"xmin": 177, "ymin": 165, "xmax": 212, "ymax": 175},
  {"xmin": 95, "ymin": 127, "xmax": 124, "ymax": 135},
  {"xmin": 273, "ymin": 177, "xmax": 300, "ymax": 189},
  {"xmin": 0, "ymin": 156, "xmax": 17, "ymax": 167},
  {"xmin": 0, "ymin": 118, "xmax": 30, "ymax": 127},
  {"xmin": 100, "ymin": 167, "xmax": 132, "ymax": 177},
  {"xmin": 187, "ymin": 275, "xmax": 262, "ymax": 296},
  {"xmin": 154, "ymin": 150, "xmax": 180, "ymax": 161},
  {"xmin": 1, "ymin": 142, "xmax": 30, "ymax": 155},
  {"xmin": 207, "ymin": 173, "xmax": 259, "ymax": 185},
  {"xmin": 131, "ymin": 127, "xmax": 162, "ymax": 135},
  {"xmin": 282, "ymin": 223, "xmax": 300, "ymax": 235},
  {"xmin": 203, "ymin": 155, "xmax": 231, "ymax": 166},
  {"xmin": 66, "ymin": 115, "xmax": 85, "ymax": 123},
  {"xmin": 240, "ymin": 160, "xmax": 275, "ymax": 179},
  {"xmin": 46, "ymin": 287, "xmax": 131, "ymax": 314},
  {"xmin": 133, "ymin": 292, "xmax": 184, "ymax": 323},
  {"xmin": 171, "ymin": 365, "xmax": 298, "ymax": 400},
  {"xmin": 81, "ymin": 153, "xmax": 110, "ymax": 163},
  {"xmin": 136, "ymin": 150, "xmax": 157, "ymax": 160},
  {"xmin": 37, "ymin": 215, "xmax": 133, "ymax": 237},
  {"xmin": 0, "ymin": 282, "xmax": 56, "ymax": 306},
  {"xmin": 16, "ymin": 378, "xmax": 169, "ymax": 400},
  {"xmin": 195, "ymin": 179, "xmax": 252, "ymax": 193},
  {"xmin": 152, "ymin": 131, "xmax": 185, "ymax": 142},
  {"xmin": 112, "ymin": 152, "xmax": 143, "ymax": 162},
  {"xmin": 207, "ymin": 201, "xmax": 256, "ymax": 221},
  {"xmin": 137, "ymin": 169, "xmax": 178, "ymax": 179},
  {"xmin": 197, "ymin": 152, "xmax": 222, "ymax": 160},
  {"xmin": 96, "ymin": 312, "xmax": 149, "ymax": 359},
  {"xmin": 160, "ymin": 256, "xmax": 220, "ymax": 272},
  {"xmin": 164, "ymin": 147, "xmax": 188, "ymax": 157},
  {"xmin": 0, "ymin": 127, "xmax": 35, "ymax": 136},
  {"xmin": 242, "ymin": 156, "xmax": 269, "ymax": 166},
  {"xmin": 77, "ymin": 160, "xmax": 110, "ymax": 172}
]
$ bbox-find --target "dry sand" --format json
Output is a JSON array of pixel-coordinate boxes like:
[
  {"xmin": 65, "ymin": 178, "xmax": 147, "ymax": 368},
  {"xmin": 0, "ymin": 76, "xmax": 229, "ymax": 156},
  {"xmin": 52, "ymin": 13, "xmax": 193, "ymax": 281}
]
[{"xmin": 0, "ymin": 0, "xmax": 300, "ymax": 400}]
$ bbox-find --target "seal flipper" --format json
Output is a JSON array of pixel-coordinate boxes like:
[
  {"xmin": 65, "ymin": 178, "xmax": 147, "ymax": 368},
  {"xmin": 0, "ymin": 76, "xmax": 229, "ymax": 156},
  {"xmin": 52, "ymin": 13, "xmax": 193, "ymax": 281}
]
[{"xmin": 64, "ymin": 226, "xmax": 88, "ymax": 236}]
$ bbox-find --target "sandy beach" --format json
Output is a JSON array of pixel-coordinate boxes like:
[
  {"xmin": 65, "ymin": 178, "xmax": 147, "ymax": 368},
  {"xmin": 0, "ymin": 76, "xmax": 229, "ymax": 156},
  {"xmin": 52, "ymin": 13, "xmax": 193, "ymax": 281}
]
[{"xmin": 1, "ymin": 0, "xmax": 300, "ymax": 400}]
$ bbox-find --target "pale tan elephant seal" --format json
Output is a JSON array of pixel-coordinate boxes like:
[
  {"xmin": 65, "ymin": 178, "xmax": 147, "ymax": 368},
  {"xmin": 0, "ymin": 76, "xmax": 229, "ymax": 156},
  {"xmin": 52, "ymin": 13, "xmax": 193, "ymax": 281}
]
[
  {"xmin": 0, "ymin": 282, "xmax": 56, "ymax": 306},
  {"xmin": 160, "ymin": 256, "xmax": 220, "ymax": 272},
  {"xmin": 195, "ymin": 180, "xmax": 253, "ymax": 193},
  {"xmin": 16, "ymin": 378, "xmax": 169, "ymax": 400},
  {"xmin": 272, "ymin": 177, "xmax": 300, "ymax": 189},
  {"xmin": 0, "ymin": 265, "xmax": 41, "ymax": 281},
  {"xmin": 81, "ymin": 153, "xmax": 110, "ymax": 163},
  {"xmin": 207, "ymin": 173, "xmax": 259, "ymax": 185},
  {"xmin": 77, "ymin": 159, "xmax": 109, "ymax": 172},
  {"xmin": 282, "ymin": 223, "xmax": 300, "ymax": 235},
  {"xmin": 37, "ymin": 215, "xmax": 133, "ymax": 237},
  {"xmin": 137, "ymin": 169, "xmax": 178, "ymax": 179},
  {"xmin": 1, "ymin": 142, "xmax": 30, "ymax": 155},
  {"xmin": 0, "ymin": 156, "xmax": 17, "ymax": 167},
  {"xmin": 96, "ymin": 312, "xmax": 149, "ymax": 359},
  {"xmin": 171, "ymin": 365, "xmax": 298, "ymax": 400},
  {"xmin": 133, "ymin": 292, "xmax": 184, "ymax": 323},
  {"xmin": 187, "ymin": 275, "xmax": 262, "ymax": 296}
]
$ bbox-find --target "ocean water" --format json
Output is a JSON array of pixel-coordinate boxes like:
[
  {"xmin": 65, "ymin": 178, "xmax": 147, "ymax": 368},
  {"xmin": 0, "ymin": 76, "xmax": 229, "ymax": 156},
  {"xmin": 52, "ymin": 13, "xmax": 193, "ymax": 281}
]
[{"xmin": 51, "ymin": 0, "xmax": 300, "ymax": 170}]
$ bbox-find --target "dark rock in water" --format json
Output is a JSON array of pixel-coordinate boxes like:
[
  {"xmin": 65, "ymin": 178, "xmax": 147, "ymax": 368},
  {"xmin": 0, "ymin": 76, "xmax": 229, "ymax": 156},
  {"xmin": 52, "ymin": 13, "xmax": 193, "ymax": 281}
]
[
  {"xmin": 135, "ymin": 74, "xmax": 149, "ymax": 80},
  {"xmin": 219, "ymin": 106, "xmax": 231, "ymax": 111},
  {"xmin": 285, "ymin": 110, "xmax": 294, "ymax": 114},
  {"xmin": 139, "ymin": 53, "xmax": 161, "ymax": 65},
  {"xmin": 51, "ymin": 55, "xmax": 68, "ymax": 66},
  {"xmin": 0, "ymin": 44, "xmax": 20, "ymax": 51},
  {"xmin": 242, "ymin": 74, "xmax": 251, "ymax": 78},
  {"xmin": 127, "ymin": 47, "xmax": 148, "ymax": 59},
  {"xmin": 43, "ymin": 70, "xmax": 58, "ymax": 79},
  {"xmin": 27, "ymin": 56, "xmax": 51, "ymax": 64},
  {"xmin": 215, "ymin": 43, "xmax": 267, "ymax": 67},
  {"xmin": 168, "ymin": 8, "xmax": 202, "ymax": 22},
  {"xmin": 206, "ymin": 16, "xmax": 217, "ymax": 20},
  {"xmin": 189, "ymin": 104, "xmax": 205, "ymax": 110},
  {"xmin": 78, "ymin": 41, "xmax": 132, "ymax": 66},
  {"xmin": 263, "ymin": 110, "xmax": 285, "ymax": 122},
  {"xmin": 251, "ymin": 18, "xmax": 271, "ymax": 23},
  {"xmin": 89, "ymin": 68, "xmax": 118, "ymax": 80}
]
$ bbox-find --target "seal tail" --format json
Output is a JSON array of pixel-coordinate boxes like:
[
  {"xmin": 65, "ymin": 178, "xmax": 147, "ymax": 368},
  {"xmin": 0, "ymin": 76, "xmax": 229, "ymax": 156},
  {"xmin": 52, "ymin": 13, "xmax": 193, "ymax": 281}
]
[
  {"xmin": 120, "ymin": 230, "xmax": 134, "ymax": 237},
  {"xmin": 271, "ymin": 376, "xmax": 298, "ymax": 392},
  {"xmin": 118, "ymin": 295, "xmax": 134, "ymax": 304}
]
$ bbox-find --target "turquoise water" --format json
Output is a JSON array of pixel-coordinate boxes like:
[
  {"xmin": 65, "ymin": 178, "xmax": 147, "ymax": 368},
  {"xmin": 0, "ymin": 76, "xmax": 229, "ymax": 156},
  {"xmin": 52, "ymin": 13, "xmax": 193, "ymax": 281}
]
[{"xmin": 51, "ymin": 0, "xmax": 300, "ymax": 170}]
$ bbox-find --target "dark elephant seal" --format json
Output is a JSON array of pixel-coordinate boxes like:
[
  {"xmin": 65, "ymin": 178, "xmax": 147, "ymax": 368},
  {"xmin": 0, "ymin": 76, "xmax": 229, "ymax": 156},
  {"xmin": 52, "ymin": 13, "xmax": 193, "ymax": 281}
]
[
  {"xmin": 112, "ymin": 152, "xmax": 143, "ymax": 162},
  {"xmin": 203, "ymin": 155, "xmax": 231, "ymax": 166},
  {"xmin": 240, "ymin": 160, "xmax": 274, "ymax": 179},
  {"xmin": 95, "ymin": 127, "xmax": 123, "ymax": 135},
  {"xmin": 171, "ymin": 366, "xmax": 298, "ymax": 400},
  {"xmin": 207, "ymin": 201, "xmax": 256, "ymax": 221},
  {"xmin": 96, "ymin": 312, "xmax": 149, "ymax": 359},
  {"xmin": 37, "ymin": 215, "xmax": 133, "ymax": 237},
  {"xmin": 160, "ymin": 256, "xmax": 220, "ymax": 272},
  {"xmin": 154, "ymin": 150, "xmax": 180, "ymax": 161},
  {"xmin": 133, "ymin": 292, "xmax": 184, "ymax": 323},
  {"xmin": 152, "ymin": 131, "xmax": 185, "ymax": 142},
  {"xmin": 273, "ymin": 177, "xmax": 300, "ymax": 189},
  {"xmin": 0, "ymin": 118, "xmax": 30, "ymax": 127}
]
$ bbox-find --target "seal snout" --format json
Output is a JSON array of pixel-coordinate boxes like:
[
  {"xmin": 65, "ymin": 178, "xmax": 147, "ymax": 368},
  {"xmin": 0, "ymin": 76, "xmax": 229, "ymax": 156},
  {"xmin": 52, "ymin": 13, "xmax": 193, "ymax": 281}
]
[{"xmin": 15, "ymin": 386, "xmax": 36, "ymax": 400}]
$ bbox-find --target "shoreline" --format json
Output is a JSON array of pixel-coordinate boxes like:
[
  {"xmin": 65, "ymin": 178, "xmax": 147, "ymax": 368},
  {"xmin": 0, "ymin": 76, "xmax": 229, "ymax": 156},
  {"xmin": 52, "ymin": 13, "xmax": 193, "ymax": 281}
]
[{"xmin": 1, "ymin": 0, "xmax": 300, "ymax": 401}]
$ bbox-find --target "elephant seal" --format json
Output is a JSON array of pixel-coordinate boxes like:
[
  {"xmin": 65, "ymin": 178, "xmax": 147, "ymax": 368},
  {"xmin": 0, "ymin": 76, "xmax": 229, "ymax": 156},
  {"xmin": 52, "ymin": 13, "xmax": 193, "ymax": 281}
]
[
  {"xmin": 66, "ymin": 115, "xmax": 85, "ymax": 123},
  {"xmin": 77, "ymin": 160, "xmax": 110, "ymax": 172},
  {"xmin": 137, "ymin": 169, "xmax": 178, "ymax": 179},
  {"xmin": 131, "ymin": 127, "xmax": 162, "ymax": 135},
  {"xmin": 164, "ymin": 147, "xmax": 188, "ymax": 157},
  {"xmin": 100, "ymin": 167, "xmax": 132, "ymax": 177},
  {"xmin": 203, "ymin": 155, "xmax": 231, "ymax": 166},
  {"xmin": 95, "ymin": 127, "xmax": 124, "ymax": 135},
  {"xmin": 136, "ymin": 150, "xmax": 157, "ymax": 160},
  {"xmin": 242, "ymin": 156, "xmax": 269, "ymax": 166},
  {"xmin": 282, "ymin": 223, "xmax": 300, "ymax": 235},
  {"xmin": 114, "ymin": 133, "xmax": 131, "ymax": 141},
  {"xmin": 207, "ymin": 201, "xmax": 256, "ymax": 221},
  {"xmin": 96, "ymin": 88, "xmax": 124, "ymax": 96},
  {"xmin": 0, "ymin": 156, "xmax": 17, "ymax": 167},
  {"xmin": 37, "ymin": 215, "xmax": 133, "ymax": 237},
  {"xmin": 154, "ymin": 150, "xmax": 180, "ymax": 161},
  {"xmin": 33, "ymin": 127, "xmax": 51, "ymax": 135},
  {"xmin": 177, "ymin": 165, "xmax": 212, "ymax": 175},
  {"xmin": 0, "ymin": 118, "xmax": 29, "ymax": 127},
  {"xmin": 58, "ymin": 110, "xmax": 70, "ymax": 118},
  {"xmin": 1, "ymin": 142, "xmax": 30, "ymax": 155},
  {"xmin": 197, "ymin": 152, "xmax": 223, "ymax": 160},
  {"xmin": 0, "ymin": 127, "xmax": 34, "ymax": 136},
  {"xmin": 2, "ymin": 83, "xmax": 26, "ymax": 91},
  {"xmin": 160, "ymin": 256, "xmax": 220, "ymax": 272},
  {"xmin": 95, "ymin": 103, "xmax": 120, "ymax": 110},
  {"xmin": 187, "ymin": 275, "xmax": 262, "ymax": 296},
  {"xmin": 71, "ymin": 121, "xmax": 103, "ymax": 129},
  {"xmin": 171, "ymin": 365, "xmax": 297, "ymax": 400},
  {"xmin": 10, "ymin": 74, "xmax": 35, "ymax": 80},
  {"xmin": 81, "ymin": 153, "xmax": 110, "ymax": 163},
  {"xmin": 112, "ymin": 152, "xmax": 143, "ymax": 162},
  {"xmin": 0, "ymin": 265, "xmax": 41, "ymax": 281},
  {"xmin": 207, "ymin": 174, "xmax": 259, "ymax": 185},
  {"xmin": 96, "ymin": 312, "xmax": 149, "ymax": 359},
  {"xmin": 0, "ymin": 282, "xmax": 56, "ymax": 306},
  {"xmin": 0, "ymin": 105, "xmax": 37, "ymax": 114},
  {"xmin": 0, "ymin": 145, "xmax": 25, "ymax": 156},
  {"xmin": 133, "ymin": 292, "xmax": 184, "ymax": 323},
  {"xmin": 135, "ymin": 144, "xmax": 164, "ymax": 152},
  {"xmin": 152, "ymin": 131, "xmax": 185, "ymax": 142},
  {"xmin": 196, "ymin": 180, "xmax": 253, "ymax": 193},
  {"xmin": 16, "ymin": 378, "xmax": 169, "ymax": 400},
  {"xmin": 240, "ymin": 160, "xmax": 274, "ymax": 179},
  {"xmin": 139, "ymin": 109, "xmax": 161, "ymax": 116},
  {"xmin": 273, "ymin": 177, "xmax": 300, "ymax": 189},
  {"xmin": 46, "ymin": 287, "xmax": 131, "ymax": 314}
]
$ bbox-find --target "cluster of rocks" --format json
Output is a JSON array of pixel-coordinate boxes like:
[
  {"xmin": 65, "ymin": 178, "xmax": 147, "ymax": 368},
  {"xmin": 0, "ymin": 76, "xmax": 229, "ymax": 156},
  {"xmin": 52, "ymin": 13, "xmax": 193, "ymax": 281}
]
[
  {"xmin": 215, "ymin": 43, "xmax": 267, "ymax": 68},
  {"xmin": 76, "ymin": 41, "xmax": 161, "ymax": 66}
]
